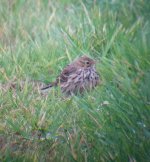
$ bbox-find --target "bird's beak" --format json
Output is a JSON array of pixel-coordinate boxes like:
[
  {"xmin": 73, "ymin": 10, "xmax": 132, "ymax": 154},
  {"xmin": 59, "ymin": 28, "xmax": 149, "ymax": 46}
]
[{"xmin": 92, "ymin": 60, "xmax": 96, "ymax": 64}]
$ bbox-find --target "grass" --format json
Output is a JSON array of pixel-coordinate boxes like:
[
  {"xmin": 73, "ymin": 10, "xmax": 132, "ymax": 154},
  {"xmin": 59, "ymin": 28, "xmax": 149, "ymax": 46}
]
[{"xmin": 0, "ymin": 0, "xmax": 150, "ymax": 161}]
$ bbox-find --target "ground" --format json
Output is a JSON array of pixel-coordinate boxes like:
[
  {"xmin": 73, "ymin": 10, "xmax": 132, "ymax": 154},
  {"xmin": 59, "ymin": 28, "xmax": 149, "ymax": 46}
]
[{"xmin": 0, "ymin": 0, "xmax": 150, "ymax": 161}]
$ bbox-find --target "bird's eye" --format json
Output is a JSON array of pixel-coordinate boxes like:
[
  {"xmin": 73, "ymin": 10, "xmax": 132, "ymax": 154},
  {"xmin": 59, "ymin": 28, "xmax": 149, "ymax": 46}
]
[{"xmin": 86, "ymin": 61, "xmax": 90, "ymax": 65}]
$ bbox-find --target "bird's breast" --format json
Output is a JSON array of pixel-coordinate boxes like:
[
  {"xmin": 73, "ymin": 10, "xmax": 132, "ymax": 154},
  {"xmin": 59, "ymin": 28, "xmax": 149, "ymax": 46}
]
[{"xmin": 60, "ymin": 67, "xmax": 99, "ymax": 95}]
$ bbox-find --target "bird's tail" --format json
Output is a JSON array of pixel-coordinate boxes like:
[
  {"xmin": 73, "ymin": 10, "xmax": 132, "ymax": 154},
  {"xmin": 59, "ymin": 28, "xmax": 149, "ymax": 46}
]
[
  {"xmin": 41, "ymin": 84, "xmax": 52, "ymax": 90},
  {"xmin": 41, "ymin": 82, "xmax": 56, "ymax": 91}
]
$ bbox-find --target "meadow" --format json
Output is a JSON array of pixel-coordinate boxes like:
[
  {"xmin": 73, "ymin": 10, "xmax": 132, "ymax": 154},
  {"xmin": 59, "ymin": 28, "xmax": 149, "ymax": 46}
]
[{"xmin": 0, "ymin": 0, "xmax": 150, "ymax": 161}]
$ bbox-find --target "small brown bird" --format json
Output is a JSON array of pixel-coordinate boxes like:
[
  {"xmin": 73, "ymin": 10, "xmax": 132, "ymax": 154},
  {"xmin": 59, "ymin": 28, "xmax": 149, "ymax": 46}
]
[{"xmin": 41, "ymin": 55, "xmax": 100, "ymax": 95}]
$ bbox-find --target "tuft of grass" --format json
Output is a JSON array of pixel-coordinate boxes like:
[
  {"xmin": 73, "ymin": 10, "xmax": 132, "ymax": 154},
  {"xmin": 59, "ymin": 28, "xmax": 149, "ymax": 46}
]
[{"xmin": 0, "ymin": 0, "xmax": 150, "ymax": 161}]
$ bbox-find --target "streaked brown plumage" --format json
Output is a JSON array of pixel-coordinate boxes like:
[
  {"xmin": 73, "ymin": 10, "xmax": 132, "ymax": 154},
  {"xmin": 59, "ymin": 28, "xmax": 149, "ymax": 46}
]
[{"xmin": 41, "ymin": 55, "xmax": 100, "ymax": 95}]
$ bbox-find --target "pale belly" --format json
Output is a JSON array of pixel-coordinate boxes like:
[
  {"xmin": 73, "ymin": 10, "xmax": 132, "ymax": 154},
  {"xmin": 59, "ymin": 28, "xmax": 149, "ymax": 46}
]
[{"xmin": 61, "ymin": 67, "xmax": 99, "ymax": 95}]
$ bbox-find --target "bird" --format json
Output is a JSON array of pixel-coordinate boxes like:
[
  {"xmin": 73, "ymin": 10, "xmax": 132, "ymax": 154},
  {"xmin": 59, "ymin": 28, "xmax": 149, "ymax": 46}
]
[{"xmin": 41, "ymin": 55, "xmax": 100, "ymax": 95}]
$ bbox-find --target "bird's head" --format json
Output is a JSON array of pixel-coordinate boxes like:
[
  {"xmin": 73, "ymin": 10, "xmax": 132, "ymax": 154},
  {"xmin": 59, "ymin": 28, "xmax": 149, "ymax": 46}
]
[{"xmin": 76, "ymin": 55, "xmax": 96, "ymax": 68}]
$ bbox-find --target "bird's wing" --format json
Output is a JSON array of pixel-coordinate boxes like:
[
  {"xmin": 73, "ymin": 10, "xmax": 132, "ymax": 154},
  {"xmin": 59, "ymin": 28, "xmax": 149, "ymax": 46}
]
[
  {"xmin": 56, "ymin": 65, "xmax": 77, "ymax": 84},
  {"xmin": 41, "ymin": 64, "xmax": 77, "ymax": 90}
]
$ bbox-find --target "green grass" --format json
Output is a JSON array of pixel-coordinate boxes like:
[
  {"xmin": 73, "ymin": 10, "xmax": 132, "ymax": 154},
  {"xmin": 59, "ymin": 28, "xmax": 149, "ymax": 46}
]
[{"xmin": 0, "ymin": 0, "xmax": 150, "ymax": 161}]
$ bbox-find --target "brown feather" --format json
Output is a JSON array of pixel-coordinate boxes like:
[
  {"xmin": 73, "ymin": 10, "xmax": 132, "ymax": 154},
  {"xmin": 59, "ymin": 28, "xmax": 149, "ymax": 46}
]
[{"xmin": 41, "ymin": 55, "xmax": 100, "ymax": 95}]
